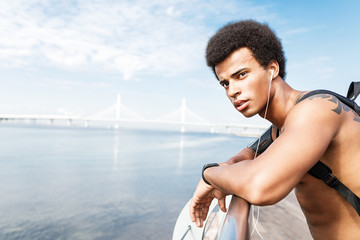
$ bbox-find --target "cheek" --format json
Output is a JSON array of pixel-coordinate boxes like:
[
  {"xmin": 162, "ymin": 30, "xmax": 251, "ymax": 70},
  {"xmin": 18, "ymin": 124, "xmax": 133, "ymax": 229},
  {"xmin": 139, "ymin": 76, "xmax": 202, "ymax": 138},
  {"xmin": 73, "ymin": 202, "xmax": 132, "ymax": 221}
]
[
  {"xmin": 249, "ymin": 77, "xmax": 266, "ymax": 92},
  {"xmin": 248, "ymin": 76, "xmax": 270, "ymax": 104}
]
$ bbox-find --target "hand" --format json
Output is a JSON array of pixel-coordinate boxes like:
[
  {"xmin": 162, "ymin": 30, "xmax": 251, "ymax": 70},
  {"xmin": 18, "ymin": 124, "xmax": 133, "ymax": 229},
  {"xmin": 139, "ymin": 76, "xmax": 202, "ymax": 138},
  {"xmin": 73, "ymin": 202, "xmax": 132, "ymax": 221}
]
[{"xmin": 189, "ymin": 179, "xmax": 227, "ymax": 227}]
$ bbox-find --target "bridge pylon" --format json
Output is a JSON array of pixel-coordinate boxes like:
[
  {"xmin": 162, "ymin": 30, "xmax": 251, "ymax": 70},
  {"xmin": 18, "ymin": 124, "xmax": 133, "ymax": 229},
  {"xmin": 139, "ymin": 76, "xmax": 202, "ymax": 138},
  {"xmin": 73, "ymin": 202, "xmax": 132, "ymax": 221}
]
[{"xmin": 116, "ymin": 94, "xmax": 121, "ymax": 121}]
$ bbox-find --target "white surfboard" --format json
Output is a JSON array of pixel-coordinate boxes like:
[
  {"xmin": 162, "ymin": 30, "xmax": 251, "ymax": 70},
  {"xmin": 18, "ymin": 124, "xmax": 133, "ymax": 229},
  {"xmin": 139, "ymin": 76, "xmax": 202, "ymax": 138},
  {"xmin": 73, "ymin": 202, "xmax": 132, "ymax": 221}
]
[{"xmin": 172, "ymin": 196, "xmax": 231, "ymax": 240}]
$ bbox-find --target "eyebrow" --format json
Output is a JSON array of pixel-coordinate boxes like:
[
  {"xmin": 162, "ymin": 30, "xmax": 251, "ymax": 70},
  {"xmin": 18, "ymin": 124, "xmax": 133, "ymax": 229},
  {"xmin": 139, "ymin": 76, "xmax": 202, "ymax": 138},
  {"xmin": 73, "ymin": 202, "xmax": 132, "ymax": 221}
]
[
  {"xmin": 231, "ymin": 68, "xmax": 247, "ymax": 78},
  {"xmin": 218, "ymin": 67, "xmax": 247, "ymax": 82}
]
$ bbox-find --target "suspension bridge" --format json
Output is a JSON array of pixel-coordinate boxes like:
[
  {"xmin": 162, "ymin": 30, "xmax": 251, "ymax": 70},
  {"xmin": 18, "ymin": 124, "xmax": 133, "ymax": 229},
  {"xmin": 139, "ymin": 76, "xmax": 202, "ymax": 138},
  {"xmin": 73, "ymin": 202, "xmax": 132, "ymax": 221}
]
[{"xmin": 0, "ymin": 94, "xmax": 267, "ymax": 136}]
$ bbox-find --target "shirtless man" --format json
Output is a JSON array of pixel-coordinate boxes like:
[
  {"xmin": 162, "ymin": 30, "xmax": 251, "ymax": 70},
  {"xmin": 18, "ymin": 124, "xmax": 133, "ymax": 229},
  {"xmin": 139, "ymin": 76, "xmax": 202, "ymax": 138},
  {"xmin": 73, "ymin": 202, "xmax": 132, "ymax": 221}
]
[{"xmin": 190, "ymin": 20, "xmax": 360, "ymax": 239}]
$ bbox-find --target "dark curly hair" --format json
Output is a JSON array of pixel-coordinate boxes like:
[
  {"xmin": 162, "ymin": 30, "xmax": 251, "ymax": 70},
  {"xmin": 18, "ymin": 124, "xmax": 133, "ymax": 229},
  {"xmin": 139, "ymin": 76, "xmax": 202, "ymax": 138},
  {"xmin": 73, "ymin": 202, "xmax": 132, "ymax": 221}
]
[{"xmin": 206, "ymin": 20, "xmax": 286, "ymax": 79}]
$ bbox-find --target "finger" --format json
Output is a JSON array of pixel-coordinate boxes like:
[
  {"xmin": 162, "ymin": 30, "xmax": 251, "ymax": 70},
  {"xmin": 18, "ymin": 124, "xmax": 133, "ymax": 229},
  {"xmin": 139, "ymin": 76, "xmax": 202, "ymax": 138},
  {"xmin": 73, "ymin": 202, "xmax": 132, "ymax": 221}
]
[
  {"xmin": 190, "ymin": 200, "xmax": 205, "ymax": 220},
  {"xmin": 204, "ymin": 200, "xmax": 212, "ymax": 208},
  {"xmin": 195, "ymin": 206, "xmax": 201, "ymax": 219},
  {"xmin": 196, "ymin": 216, "xmax": 203, "ymax": 227},
  {"xmin": 202, "ymin": 208, "xmax": 209, "ymax": 221},
  {"xmin": 218, "ymin": 197, "xmax": 227, "ymax": 212},
  {"xmin": 198, "ymin": 205, "xmax": 205, "ymax": 221}
]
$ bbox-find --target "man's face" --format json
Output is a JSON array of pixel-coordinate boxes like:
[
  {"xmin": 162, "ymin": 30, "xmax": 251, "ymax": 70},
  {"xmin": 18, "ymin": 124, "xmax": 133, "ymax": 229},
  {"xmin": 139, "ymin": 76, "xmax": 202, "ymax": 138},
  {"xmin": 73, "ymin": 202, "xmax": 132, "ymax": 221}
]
[{"xmin": 215, "ymin": 47, "xmax": 271, "ymax": 118}]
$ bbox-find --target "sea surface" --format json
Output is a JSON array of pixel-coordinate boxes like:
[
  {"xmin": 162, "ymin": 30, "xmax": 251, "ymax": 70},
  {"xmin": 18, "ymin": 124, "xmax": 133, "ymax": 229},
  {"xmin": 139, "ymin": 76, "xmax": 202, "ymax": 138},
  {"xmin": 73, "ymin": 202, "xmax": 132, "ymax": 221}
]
[{"xmin": 0, "ymin": 124, "xmax": 253, "ymax": 240}]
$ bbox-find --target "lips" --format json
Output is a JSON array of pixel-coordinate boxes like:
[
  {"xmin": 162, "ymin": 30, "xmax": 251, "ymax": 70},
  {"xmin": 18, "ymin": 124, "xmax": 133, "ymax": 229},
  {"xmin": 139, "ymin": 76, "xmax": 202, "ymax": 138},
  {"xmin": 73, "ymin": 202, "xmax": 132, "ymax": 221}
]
[{"xmin": 234, "ymin": 99, "xmax": 249, "ymax": 112}]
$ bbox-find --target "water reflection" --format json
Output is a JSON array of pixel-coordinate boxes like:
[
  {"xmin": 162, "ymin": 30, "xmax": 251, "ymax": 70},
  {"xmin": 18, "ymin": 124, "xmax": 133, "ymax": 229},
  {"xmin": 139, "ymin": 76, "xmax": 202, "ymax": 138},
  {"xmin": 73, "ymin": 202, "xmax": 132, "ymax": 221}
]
[
  {"xmin": 178, "ymin": 133, "xmax": 185, "ymax": 169},
  {"xmin": 113, "ymin": 131, "xmax": 120, "ymax": 171},
  {"xmin": 0, "ymin": 126, "xmax": 251, "ymax": 239}
]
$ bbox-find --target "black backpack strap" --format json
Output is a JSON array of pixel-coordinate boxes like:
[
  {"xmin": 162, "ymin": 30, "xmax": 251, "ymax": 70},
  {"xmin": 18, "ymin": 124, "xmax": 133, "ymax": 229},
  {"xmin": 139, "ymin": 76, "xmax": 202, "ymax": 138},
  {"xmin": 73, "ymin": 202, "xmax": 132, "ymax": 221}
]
[
  {"xmin": 247, "ymin": 126, "xmax": 273, "ymax": 156},
  {"xmin": 309, "ymin": 162, "xmax": 360, "ymax": 216},
  {"xmin": 347, "ymin": 81, "xmax": 360, "ymax": 101},
  {"xmin": 297, "ymin": 89, "xmax": 360, "ymax": 116},
  {"xmin": 297, "ymin": 89, "xmax": 360, "ymax": 216}
]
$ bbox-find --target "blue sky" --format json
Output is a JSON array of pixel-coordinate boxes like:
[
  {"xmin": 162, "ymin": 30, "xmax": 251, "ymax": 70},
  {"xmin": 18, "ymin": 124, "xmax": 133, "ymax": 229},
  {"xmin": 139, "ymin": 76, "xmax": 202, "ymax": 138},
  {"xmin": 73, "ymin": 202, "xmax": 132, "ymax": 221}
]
[{"xmin": 1, "ymin": 0, "xmax": 360, "ymax": 125}]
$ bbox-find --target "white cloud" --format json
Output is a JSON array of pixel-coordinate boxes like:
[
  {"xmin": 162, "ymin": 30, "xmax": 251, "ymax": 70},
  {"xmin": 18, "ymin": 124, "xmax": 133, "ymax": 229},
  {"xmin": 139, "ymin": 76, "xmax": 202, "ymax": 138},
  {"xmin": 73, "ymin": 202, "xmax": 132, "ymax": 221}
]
[
  {"xmin": 0, "ymin": 0, "xmax": 275, "ymax": 81},
  {"xmin": 283, "ymin": 27, "xmax": 311, "ymax": 36}
]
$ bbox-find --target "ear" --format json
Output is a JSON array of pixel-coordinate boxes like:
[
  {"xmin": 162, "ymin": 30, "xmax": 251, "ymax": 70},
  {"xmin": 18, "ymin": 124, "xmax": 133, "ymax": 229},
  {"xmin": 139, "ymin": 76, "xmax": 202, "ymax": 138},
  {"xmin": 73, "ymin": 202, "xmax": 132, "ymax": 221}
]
[{"xmin": 268, "ymin": 60, "xmax": 279, "ymax": 80}]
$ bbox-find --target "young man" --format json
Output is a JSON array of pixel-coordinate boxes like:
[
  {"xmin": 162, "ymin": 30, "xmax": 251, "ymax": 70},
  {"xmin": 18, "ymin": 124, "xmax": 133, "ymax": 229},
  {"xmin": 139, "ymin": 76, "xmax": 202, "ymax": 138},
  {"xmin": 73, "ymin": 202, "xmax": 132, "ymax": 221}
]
[{"xmin": 190, "ymin": 20, "xmax": 360, "ymax": 240}]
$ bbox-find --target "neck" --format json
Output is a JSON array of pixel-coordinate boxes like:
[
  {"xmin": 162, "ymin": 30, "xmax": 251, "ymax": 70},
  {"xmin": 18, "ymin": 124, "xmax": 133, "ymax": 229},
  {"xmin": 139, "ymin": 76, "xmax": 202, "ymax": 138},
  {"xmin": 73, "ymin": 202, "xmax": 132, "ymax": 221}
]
[{"xmin": 258, "ymin": 78, "xmax": 302, "ymax": 130}]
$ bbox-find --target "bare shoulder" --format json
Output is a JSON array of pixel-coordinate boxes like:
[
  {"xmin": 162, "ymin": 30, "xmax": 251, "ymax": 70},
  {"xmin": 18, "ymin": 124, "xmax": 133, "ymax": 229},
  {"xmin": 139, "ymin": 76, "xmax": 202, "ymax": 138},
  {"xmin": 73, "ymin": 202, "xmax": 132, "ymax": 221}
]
[
  {"xmin": 278, "ymin": 93, "xmax": 343, "ymax": 154},
  {"xmin": 285, "ymin": 92, "xmax": 360, "ymax": 152},
  {"xmin": 295, "ymin": 93, "xmax": 360, "ymax": 122},
  {"xmin": 281, "ymin": 92, "xmax": 360, "ymax": 162}
]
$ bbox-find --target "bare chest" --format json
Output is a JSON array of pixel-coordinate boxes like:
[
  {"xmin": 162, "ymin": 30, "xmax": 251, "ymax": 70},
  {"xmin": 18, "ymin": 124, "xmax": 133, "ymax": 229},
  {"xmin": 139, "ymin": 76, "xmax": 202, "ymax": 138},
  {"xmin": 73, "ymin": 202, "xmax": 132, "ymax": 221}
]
[{"xmin": 295, "ymin": 173, "xmax": 360, "ymax": 240}]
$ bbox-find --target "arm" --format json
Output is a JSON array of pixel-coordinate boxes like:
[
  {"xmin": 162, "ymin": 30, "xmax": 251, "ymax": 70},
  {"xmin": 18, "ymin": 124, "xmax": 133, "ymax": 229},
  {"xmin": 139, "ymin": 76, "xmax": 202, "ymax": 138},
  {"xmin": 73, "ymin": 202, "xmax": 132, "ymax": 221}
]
[
  {"xmin": 189, "ymin": 127, "xmax": 276, "ymax": 227},
  {"xmin": 189, "ymin": 143, "xmax": 255, "ymax": 227},
  {"xmin": 203, "ymin": 96, "xmax": 341, "ymax": 205}
]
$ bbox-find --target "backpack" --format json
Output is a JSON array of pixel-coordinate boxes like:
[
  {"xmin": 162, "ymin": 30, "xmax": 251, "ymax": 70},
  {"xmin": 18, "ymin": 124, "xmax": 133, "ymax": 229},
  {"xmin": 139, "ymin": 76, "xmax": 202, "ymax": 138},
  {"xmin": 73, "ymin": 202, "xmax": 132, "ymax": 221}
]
[{"xmin": 295, "ymin": 82, "xmax": 360, "ymax": 216}]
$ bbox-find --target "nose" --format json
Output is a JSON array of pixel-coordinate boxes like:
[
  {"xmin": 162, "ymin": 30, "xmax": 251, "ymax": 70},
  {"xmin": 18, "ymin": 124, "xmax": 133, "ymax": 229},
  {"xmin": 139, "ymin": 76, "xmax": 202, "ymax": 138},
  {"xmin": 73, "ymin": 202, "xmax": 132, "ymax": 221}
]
[{"xmin": 228, "ymin": 80, "xmax": 241, "ymax": 99}]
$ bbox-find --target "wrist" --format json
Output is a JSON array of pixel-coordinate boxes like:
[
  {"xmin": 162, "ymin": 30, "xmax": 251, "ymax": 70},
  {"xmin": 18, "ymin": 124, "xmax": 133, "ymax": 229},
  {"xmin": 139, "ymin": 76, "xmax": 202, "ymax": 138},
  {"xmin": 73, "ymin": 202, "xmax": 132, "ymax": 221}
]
[{"xmin": 202, "ymin": 163, "xmax": 219, "ymax": 185}]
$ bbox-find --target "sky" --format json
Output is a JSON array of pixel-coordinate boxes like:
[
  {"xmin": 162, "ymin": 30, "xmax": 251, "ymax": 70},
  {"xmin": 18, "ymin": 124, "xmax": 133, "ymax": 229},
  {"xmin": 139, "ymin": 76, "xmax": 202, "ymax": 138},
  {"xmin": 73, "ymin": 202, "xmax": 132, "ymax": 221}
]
[{"xmin": 1, "ymin": 0, "xmax": 360, "ymax": 126}]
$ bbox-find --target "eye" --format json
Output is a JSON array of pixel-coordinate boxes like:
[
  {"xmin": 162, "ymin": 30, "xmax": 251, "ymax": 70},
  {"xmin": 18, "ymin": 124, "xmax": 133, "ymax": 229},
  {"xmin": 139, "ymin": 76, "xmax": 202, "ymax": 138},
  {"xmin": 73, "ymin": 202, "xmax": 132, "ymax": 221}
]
[
  {"xmin": 219, "ymin": 80, "xmax": 229, "ymax": 88},
  {"xmin": 238, "ymin": 72, "xmax": 247, "ymax": 79}
]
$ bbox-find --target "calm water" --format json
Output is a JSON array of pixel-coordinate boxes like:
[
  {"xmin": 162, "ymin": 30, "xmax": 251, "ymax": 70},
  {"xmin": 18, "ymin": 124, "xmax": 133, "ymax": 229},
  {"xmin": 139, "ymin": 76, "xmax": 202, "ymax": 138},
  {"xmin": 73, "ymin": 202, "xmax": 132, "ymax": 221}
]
[{"xmin": 0, "ymin": 124, "xmax": 252, "ymax": 240}]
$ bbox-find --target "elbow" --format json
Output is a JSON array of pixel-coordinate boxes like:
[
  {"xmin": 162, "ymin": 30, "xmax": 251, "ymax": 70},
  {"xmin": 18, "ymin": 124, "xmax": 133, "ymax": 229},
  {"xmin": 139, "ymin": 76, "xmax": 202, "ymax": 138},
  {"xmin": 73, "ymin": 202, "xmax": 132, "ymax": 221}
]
[
  {"xmin": 239, "ymin": 175, "xmax": 283, "ymax": 206},
  {"xmin": 246, "ymin": 189, "xmax": 276, "ymax": 206}
]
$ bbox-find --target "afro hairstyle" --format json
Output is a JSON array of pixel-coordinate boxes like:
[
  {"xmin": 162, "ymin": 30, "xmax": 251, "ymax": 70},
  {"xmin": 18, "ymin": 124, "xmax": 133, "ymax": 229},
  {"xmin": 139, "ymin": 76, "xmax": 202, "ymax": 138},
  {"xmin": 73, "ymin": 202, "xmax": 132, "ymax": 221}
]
[{"xmin": 206, "ymin": 19, "xmax": 286, "ymax": 79}]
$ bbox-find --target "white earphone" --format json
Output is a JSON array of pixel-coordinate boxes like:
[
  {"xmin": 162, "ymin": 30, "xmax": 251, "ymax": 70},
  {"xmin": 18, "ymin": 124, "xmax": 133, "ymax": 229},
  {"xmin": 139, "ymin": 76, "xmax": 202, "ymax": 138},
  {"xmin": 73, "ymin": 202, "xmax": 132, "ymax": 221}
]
[{"xmin": 270, "ymin": 69, "xmax": 274, "ymax": 81}]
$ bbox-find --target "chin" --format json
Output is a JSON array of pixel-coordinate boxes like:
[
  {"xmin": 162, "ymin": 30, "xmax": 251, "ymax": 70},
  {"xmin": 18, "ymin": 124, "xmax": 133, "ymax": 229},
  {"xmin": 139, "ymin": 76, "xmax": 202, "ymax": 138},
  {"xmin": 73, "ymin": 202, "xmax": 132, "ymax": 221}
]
[{"xmin": 239, "ymin": 110, "xmax": 257, "ymax": 118}]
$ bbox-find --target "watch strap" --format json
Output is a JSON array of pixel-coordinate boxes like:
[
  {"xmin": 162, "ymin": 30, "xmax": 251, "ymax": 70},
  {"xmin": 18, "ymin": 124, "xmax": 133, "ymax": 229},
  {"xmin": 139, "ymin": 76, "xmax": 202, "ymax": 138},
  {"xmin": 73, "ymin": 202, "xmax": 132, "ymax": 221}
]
[{"xmin": 202, "ymin": 163, "xmax": 219, "ymax": 185}]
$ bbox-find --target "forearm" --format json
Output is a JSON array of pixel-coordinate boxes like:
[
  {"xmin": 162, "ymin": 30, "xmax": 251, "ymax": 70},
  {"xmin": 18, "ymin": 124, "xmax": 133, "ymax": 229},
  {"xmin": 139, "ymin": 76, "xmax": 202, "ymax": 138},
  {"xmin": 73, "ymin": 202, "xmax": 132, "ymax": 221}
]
[
  {"xmin": 203, "ymin": 148, "xmax": 257, "ymax": 202},
  {"xmin": 203, "ymin": 141, "xmax": 304, "ymax": 206},
  {"xmin": 204, "ymin": 160, "xmax": 255, "ymax": 198},
  {"xmin": 203, "ymin": 127, "xmax": 275, "ymax": 202},
  {"xmin": 203, "ymin": 159, "xmax": 283, "ymax": 205}
]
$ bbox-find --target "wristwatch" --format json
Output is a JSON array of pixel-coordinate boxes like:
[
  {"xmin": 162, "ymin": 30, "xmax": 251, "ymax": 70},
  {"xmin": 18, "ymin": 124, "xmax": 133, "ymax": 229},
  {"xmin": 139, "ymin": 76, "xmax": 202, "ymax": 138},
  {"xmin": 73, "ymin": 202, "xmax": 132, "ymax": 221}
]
[{"xmin": 202, "ymin": 163, "xmax": 219, "ymax": 185}]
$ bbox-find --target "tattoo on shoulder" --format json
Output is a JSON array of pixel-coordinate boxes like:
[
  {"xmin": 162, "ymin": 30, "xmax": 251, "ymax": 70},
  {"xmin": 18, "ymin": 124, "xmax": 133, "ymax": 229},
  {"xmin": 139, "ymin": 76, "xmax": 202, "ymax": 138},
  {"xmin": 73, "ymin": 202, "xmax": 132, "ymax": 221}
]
[{"xmin": 308, "ymin": 94, "xmax": 360, "ymax": 122}]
